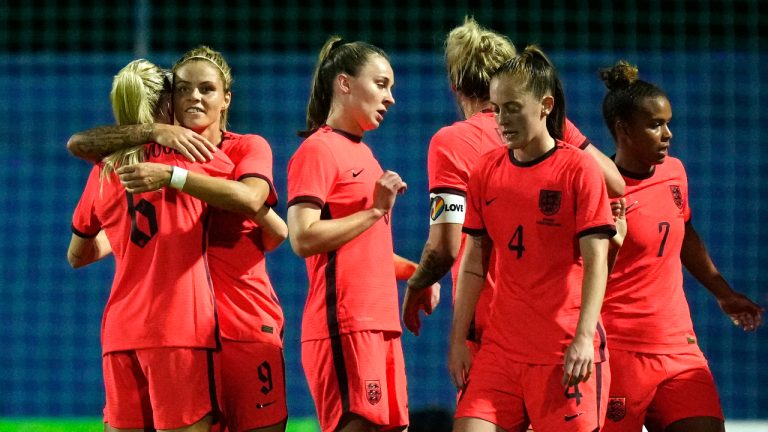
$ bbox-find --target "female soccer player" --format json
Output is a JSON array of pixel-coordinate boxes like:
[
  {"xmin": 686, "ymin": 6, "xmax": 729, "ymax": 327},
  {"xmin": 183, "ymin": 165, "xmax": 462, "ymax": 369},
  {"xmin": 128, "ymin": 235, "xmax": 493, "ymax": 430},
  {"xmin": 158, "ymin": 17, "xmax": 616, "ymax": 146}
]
[
  {"xmin": 68, "ymin": 59, "xmax": 234, "ymax": 431},
  {"xmin": 599, "ymin": 61, "xmax": 763, "ymax": 432},
  {"xmin": 402, "ymin": 17, "xmax": 624, "ymax": 343},
  {"xmin": 286, "ymin": 36, "xmax": 412, "ymax": 432},
  {"xmin": 68, "ymin": 47, "xmax": 290, "ymax": 432},
  {"xmin": 448, "ymin": 46, "xmax": 616, "ymax": 432}
]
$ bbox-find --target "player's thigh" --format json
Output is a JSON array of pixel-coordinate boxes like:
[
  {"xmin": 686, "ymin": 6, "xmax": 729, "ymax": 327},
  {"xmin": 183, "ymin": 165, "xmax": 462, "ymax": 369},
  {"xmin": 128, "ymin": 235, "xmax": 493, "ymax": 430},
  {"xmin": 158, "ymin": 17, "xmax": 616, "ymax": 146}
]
[
  {"xmin": 646, "ymin": 352, "xmax": 723, "ymax": 431},
  {"xmin": 455, "ymin": 348, "xmax": 528, "ymax": 431},
  {"xmin": 139, "ymin": 348, "xmax": 217, "ymax": 431},
  {"xmin": 603, "ymin": 349, "xmax": 664, "ymax": 432},
  {"xmin": 218, "ymin": 340, "xmax": 287, "ymax": 432},
  {"xmin": 524, "ymin": 362, "xmax": 610, "ymax": 432}
]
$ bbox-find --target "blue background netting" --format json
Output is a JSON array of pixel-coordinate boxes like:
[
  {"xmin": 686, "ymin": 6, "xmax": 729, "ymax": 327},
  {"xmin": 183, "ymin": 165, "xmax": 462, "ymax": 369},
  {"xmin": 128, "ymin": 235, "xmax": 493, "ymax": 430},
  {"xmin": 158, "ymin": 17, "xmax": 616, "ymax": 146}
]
[{"xmin": 0, "ymin": 0, "xmax": 765, "ymax": 421}]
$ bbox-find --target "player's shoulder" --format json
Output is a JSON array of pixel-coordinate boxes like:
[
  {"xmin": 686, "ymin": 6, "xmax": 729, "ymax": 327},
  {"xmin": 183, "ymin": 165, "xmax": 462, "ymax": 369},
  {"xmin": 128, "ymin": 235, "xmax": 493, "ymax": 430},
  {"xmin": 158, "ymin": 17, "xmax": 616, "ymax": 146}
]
[
  {"xmin": 222, "ymin": 131, "xmax": 270, "ymax": 147},
  {"xmin": 656, "ymin": 156, "xmax": 687, "ymax": 181},
  {"xmin": 475, "ymin": 145, "xmax": 508, "ymax": 168}
]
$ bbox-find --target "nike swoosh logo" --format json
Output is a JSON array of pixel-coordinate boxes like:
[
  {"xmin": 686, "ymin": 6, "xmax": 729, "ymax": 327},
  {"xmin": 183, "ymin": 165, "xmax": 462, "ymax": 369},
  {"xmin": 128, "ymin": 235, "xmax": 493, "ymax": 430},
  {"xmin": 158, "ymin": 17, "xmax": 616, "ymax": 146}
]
[
  {"xmin": 352, "ymin": 169, "xmax": 364, "ymax": 177},
  {"xmin": 564, "ymin": 412, "xmax": 584, "ymax": 421},
  {"xmin": 256, "ymin": 401, "xmax": 276, "ymax": 409},
  {"xmin": 485, "ymin": 197, "xmax": 497, "ymax": 206}
]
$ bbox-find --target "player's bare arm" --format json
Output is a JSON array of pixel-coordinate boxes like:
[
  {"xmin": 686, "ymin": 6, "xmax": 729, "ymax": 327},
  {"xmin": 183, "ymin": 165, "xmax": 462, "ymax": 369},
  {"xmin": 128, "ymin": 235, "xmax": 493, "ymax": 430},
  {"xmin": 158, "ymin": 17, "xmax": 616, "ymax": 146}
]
[
  {"xmin": 67, "ymin": 123, "xmax": 215, "ymax": 163},
  {"xmin": 563, "ymin": 234, "xmax": 610, "ymax": 387},
  {"xmin": 448, "ymin": 233, "xmax": 490, "ymax": 388},
  {"xmin": 407, "ymin": 223, "xmax": 462, "ymax": 290},
  {"xmin": 583, "ymin": 144, "xmax": 625, "ymax": 198},
  {"xmin": 681, "ymin": 222, "xmax": 764, "ymax": 331}
]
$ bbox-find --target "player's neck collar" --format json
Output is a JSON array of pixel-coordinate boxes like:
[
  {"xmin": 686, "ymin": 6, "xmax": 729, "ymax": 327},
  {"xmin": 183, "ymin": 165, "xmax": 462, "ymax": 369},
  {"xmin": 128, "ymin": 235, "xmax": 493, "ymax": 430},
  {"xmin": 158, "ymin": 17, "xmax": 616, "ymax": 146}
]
[
  {"xmin": 611, "ymin": 155, "xmax": 657, "ymax": 180},
  {"xmin": 329, "ymin": 127, "xmax": 363, "ymax": 143},
  {"xmin": 508, "ymin": 142, "xmax": 557, "ymax": 167}
]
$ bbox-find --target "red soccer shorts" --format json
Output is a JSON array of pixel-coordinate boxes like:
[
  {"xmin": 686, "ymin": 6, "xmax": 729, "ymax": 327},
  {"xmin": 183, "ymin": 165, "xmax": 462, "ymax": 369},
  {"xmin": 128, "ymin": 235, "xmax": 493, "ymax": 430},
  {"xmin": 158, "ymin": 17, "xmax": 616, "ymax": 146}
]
[
  {"xmin": 102, "ymin": 348, "xmax": 217, "ymax": 430},
  {"xmin": 302, "ymin": 331, "xmax": 408, "ymax": 432},
  {"xmin": 455, "ymin": 346, "xmax": 610, "ymax": 432},
  {"xmin": 216, "ymin": 340, "xmax": 287, "ymax": 431},
  {"xmin": 602, "ymin": 348, "xmax": 723, "ymax": 432}
]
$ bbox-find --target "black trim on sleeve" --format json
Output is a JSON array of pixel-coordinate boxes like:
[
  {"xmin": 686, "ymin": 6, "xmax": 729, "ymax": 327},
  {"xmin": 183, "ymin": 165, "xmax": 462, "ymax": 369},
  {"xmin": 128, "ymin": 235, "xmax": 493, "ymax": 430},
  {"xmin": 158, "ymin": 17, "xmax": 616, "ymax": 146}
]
[
  {"xmin": 71, "ymin": 225, "xmax": 99, "ymax": 239},
  {"xmin": 577, "ymin": 224, "xmax": 617, "ymax": 239},
  {"xmin": 287, "ymin": 195, "xmax": 324, "ymax": 209},
  {"xmin": 579, "ymin": 138, "xmax": 591, "ymax": 150},
  {"xmin": 462, "ymin": 227, "xmax": 487, "ymax": 236},
  {"xmin": 239, "ymin": 173, "xmax": 279, "ymax": 207},
  {"xmin": 429, "ymin": 187, "xmax": 467, "ymax": 197}
]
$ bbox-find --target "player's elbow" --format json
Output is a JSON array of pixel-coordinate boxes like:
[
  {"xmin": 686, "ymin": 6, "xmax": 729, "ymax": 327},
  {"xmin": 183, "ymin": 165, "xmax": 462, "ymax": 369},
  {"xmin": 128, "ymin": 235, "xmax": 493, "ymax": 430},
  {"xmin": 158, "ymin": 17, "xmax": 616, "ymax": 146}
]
[
  {"xmin": 288, "ymin": 232, "xmax": 318, "ymax": 258},
  {"xmin": 66, "ymin": 134, "xmax": 97, "ymax": 162},
  {"xmin": 289, "ymin": 239, "xmax": 313, "ymax": 258},
  {"xmin": 67, "ymin": 252, "xmax": 87, "ymax": 269},
  {"xmin": 66, "ymin": 135, "xmax": 84, "ymax": 157}
]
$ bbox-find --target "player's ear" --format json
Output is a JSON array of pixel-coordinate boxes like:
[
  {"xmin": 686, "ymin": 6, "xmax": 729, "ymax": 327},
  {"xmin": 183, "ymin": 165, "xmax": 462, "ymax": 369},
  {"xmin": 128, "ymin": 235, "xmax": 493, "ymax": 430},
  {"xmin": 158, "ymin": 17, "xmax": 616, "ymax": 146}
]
[
  {"xmin": 541, "ymin": 95, "xmax": 554, "ymax": 117},
  {"xmin": 336, "ymin": 73, "xmax": 352, "ymax": 95},
  {"xmin": 222, "ymin": 91, "xmax": 232, "ymax": 110}
]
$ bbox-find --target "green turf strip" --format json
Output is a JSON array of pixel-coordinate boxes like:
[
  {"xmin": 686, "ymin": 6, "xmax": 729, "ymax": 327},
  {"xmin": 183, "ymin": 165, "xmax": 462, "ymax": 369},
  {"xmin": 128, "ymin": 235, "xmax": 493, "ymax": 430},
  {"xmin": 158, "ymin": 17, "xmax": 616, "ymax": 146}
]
[{"xmin": 0, "ymin": 418, "xmax": 319, "ymax": 432}]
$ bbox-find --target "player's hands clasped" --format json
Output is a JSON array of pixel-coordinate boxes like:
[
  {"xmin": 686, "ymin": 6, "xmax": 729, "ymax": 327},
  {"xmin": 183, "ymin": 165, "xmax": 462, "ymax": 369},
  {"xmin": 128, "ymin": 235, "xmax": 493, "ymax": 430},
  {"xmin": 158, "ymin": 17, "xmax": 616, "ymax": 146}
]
[
  {"xmin": 153, "ymin": 124, "xmax": 217, "ymax": 163},
  {"xmin": 117, "ymin": 163, "xmax": 173, "ymax": 193}
]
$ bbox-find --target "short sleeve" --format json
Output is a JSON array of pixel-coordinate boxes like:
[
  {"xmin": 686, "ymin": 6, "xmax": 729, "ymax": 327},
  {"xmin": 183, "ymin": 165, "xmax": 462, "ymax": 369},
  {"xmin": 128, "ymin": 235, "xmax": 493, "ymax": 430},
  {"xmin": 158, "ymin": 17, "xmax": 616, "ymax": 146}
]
[
  {"xmin": 573, "ymin": 154, "xmax": 616, "ymax": 238},
  {"xmin": 232, "ymin": 135, "xmax": 278, "ymax": 207},
  {"xmin": 71, "ymin": 165, "xmax": 103, "ymax": 238},
  {"xmin": 563, "ymin": 117, "xmax": 591, "ymax": 150},
  {"xmin": 462, "ymin": 160, "xmax": 487, "ymax": 236},
  {"xmin": 427, "ymin": 127, "xmax": 471, "ymax": 196},
  {"xmin": 287, "ymin": 139, "xmax": 339, "ymax": 208}
]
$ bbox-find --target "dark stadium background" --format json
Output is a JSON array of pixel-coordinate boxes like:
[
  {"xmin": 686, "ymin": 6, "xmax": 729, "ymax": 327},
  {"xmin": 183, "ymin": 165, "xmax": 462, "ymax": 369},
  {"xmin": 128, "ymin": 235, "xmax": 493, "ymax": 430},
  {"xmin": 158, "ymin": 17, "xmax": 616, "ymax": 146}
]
[{"xmin": 1, "ymin": 0, "xmax": 765, "ymax": 423}]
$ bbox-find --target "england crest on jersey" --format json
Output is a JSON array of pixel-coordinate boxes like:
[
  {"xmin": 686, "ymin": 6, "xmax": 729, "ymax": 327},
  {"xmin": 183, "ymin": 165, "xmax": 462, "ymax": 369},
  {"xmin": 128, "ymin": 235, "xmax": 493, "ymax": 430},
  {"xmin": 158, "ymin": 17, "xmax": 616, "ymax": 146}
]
[
  {"xmin": 669, "ymin": 185, "xmax": 683, "ymax": 209},
  {"xmin": 539, "ymin": 190, "xmax": 562, "ymax": 216}
]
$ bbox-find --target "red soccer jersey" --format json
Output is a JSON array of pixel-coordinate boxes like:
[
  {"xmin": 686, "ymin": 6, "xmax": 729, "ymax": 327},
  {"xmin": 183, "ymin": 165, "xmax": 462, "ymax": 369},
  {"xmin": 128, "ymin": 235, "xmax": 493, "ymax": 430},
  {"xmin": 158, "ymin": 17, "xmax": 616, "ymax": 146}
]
[
  {"xmin": 427, "ymin": 112, "xmax": 592, "ymax": 338},
  {"xmin": 463, "ymin": 142, "xmax": 615, "ymax": 364},
  {"xmin": 603, "ymin": 157, "xmax": 698, "ymax": 354},
  {"xmin": 71, "ymin": 143, "xmax": 234, "ymax": 354},
  {"xmin": 207, "ymin": 131, "xmax": 283, "ymax": 346},
  {"xmin": 287, "ymin": 126, "xmax": 400, "ymax": 341}
]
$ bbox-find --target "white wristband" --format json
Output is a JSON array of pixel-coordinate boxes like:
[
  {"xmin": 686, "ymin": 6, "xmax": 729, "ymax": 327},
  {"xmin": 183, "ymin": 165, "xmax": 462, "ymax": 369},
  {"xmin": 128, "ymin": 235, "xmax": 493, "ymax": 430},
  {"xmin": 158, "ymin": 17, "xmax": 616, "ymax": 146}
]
[{"xmin": 169, "ymin": 166, "xmax": 189, "ymax": 190}]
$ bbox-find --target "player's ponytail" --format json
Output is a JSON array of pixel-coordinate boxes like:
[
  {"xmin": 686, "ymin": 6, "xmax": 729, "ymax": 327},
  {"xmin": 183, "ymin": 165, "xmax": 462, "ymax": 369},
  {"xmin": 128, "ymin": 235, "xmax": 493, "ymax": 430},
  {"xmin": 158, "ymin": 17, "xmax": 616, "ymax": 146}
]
[
  {"xmin": 299, "ymin": 36, "xmax": 390, "ymax": 137},
  {"xmin": 445, "ymin": 16, "xmax": 516, "ymax": 101},
  {"xmin": 102, "ymin": 59, "xmax": 166, "ymax": 181},
  {"xmin": 599, "ymin": 60, "xmax": 667, "ymax": 139}
]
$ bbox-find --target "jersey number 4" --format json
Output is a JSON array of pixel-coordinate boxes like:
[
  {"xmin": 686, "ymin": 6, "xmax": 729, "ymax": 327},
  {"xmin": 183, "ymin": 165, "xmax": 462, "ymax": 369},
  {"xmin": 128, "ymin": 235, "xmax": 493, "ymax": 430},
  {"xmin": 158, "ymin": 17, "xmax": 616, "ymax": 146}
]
[
  {"xmin": 127, "ymin": 193, "xmax": 158, "ymax": 247},
  {"xmin": 508, "ymin": 224, "xmax": 525, "ymax": 259}
]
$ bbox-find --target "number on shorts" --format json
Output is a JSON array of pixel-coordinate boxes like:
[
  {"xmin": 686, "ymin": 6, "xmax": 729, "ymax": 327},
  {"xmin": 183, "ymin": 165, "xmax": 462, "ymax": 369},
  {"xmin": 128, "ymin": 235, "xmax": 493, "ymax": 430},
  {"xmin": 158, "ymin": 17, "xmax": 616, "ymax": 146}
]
[
  {"xmin": 564, "ymin": 383, "xmax": 583, "ymax": 406},
  {"xmin": 127, "ymin": 192, "xmax": 157, "ymax": 247},
  {"xmin": 258, "ymin": 361, "xmax": 273, "ymax": 395}
]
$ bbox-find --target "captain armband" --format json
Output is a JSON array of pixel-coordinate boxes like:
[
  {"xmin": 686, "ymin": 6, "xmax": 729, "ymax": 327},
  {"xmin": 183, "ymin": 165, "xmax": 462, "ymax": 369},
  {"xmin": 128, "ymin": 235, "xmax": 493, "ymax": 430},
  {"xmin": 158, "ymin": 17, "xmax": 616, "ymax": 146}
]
[{"xmin": 429, "ymin": 192, "xmax": 466, "ymax": 225}]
